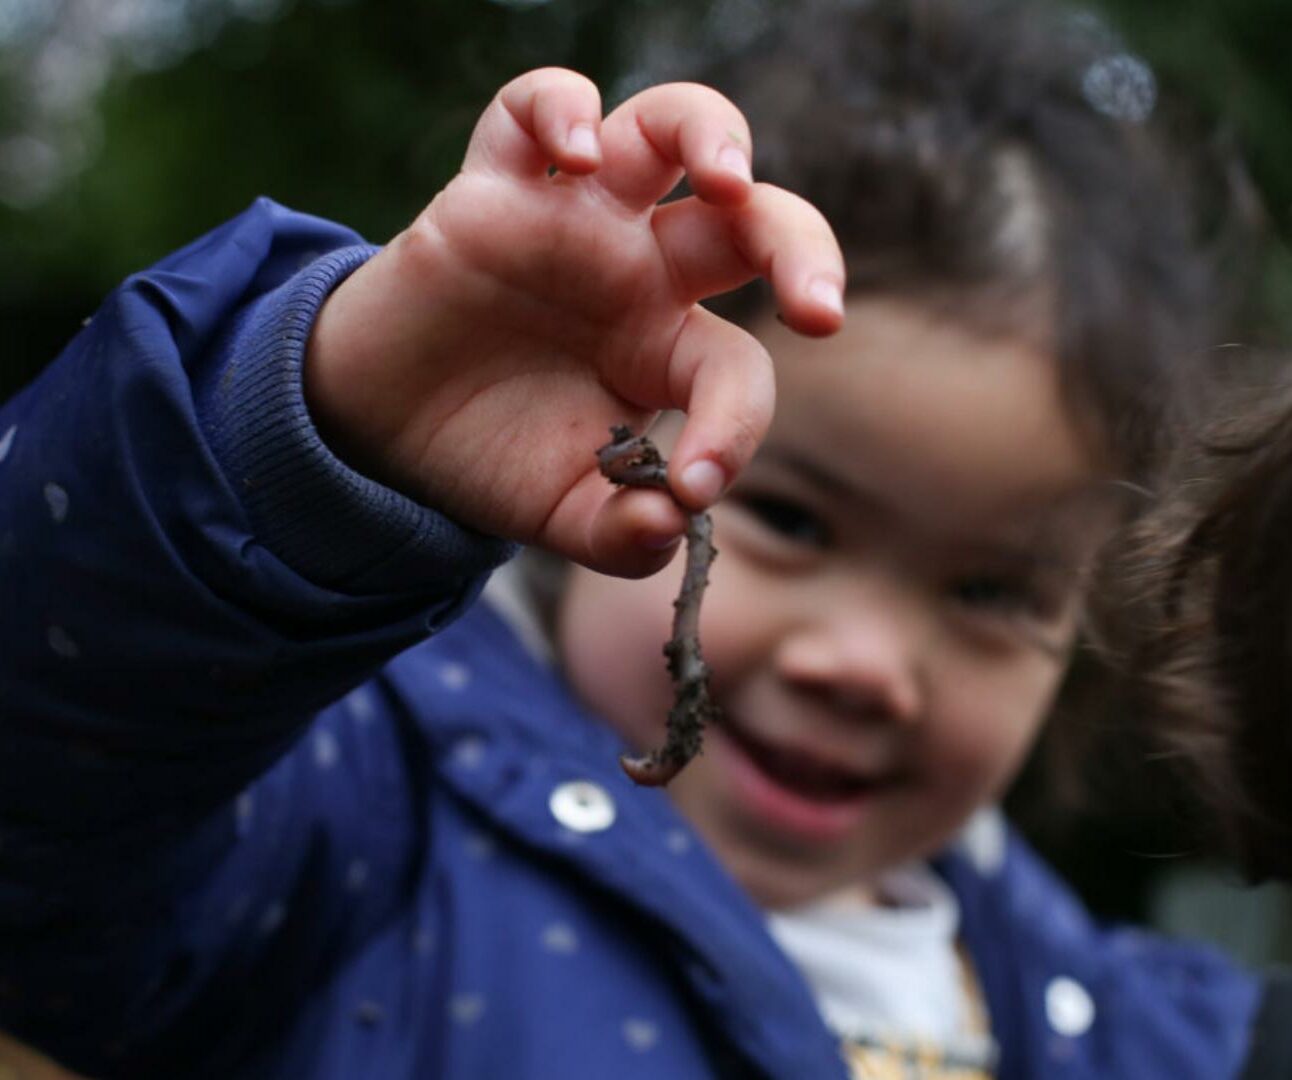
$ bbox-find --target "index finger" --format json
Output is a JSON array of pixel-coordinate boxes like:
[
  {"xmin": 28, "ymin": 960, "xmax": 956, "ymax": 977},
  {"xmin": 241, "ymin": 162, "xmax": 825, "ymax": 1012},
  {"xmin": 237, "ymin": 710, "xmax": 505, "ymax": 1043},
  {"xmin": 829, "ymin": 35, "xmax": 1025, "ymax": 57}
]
[
  {"xmin": 595, "ymin": 82, "xmax": 755, "ymax": 212},
  {"xmin": 462, "ymin": 67, "xmax": 604, "ymax": 179}
]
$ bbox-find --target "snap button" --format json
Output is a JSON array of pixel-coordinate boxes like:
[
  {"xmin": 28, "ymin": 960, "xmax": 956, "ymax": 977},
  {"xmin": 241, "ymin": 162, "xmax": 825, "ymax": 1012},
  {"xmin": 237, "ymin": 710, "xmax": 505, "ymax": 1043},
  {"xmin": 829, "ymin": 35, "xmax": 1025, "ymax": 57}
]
[
  {"xmin": 549, "ymin": 780, "xmax": 616, "ymax": 833},
  {"xmin": 958, "ymin": 808, "xmax": 1006, "ymax": 876},
  {"xmin": 1045, "ymin": 975, "xmax": 1095, "ymax": 1037}
]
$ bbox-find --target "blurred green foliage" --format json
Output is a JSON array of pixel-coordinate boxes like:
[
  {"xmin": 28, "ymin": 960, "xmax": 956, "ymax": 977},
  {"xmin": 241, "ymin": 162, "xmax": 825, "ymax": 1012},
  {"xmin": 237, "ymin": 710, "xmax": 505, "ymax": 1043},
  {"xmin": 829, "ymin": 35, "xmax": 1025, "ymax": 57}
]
[
  {"xmin": 2, "ymin": 0, "xmax": 1290, "ymax": 398},
  {"xmin": 0, "ymin": 0, "xmax": 676, "ymax": 394},
  {"xmin": 1088, "ymin": 0, "xmax": 1292, "ymax": 337}
]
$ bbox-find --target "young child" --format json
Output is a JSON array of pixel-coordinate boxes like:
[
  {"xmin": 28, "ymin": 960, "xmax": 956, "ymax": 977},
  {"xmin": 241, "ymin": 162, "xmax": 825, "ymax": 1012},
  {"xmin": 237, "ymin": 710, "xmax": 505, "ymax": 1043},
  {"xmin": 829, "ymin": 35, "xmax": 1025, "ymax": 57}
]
[{"xmin": 0, "ymin": 1, "xmax": 1282, "ymax": 1078}]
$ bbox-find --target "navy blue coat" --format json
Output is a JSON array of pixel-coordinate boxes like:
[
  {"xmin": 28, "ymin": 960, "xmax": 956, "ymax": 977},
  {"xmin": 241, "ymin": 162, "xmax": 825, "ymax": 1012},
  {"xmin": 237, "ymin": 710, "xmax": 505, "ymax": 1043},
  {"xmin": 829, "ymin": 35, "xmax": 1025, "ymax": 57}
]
[{"xmin": 0, "ymin": 200, "xmax": 1269, "ymax": 1078}]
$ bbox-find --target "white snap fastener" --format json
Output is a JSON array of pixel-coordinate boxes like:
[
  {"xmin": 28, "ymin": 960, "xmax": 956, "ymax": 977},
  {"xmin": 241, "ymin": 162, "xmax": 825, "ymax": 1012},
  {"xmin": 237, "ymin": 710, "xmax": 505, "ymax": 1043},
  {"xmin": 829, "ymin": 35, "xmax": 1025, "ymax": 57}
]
[
  {"xmin": 549, "ymin": 780, "xmax": 616, "ymax": 833},
  {"xmin": 1045, "ymin": 976, "xmax": 1095, "ymax": 1037},
  {"xmin": 958, "ymin": 808, "xmax": 1007, "ymax": 876}
]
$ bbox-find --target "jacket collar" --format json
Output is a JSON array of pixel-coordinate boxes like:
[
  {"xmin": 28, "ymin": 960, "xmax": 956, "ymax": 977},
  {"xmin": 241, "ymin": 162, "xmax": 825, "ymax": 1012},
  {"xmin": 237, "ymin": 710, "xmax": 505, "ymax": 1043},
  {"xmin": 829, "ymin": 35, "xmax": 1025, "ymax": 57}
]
[{"xmin": 385, "ymin": 599, "xmax": 851, "ymax": 1080}]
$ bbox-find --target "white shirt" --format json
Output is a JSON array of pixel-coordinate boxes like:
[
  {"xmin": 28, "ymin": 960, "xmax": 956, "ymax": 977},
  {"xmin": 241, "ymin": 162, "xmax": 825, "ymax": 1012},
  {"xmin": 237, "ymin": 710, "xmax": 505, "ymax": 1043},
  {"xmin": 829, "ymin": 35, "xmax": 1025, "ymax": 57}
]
[{"xmin": 767, "ymin": 863, "xmax": 996, "ymax": 1069}]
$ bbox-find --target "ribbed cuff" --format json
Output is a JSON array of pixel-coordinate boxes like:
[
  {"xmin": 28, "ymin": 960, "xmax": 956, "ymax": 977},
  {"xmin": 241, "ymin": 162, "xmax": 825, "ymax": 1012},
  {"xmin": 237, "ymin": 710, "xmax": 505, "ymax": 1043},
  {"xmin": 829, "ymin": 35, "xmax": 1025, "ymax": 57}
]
[{"xmin": 199, "ymin": 245, "xmax": 516, "ymax": 593}]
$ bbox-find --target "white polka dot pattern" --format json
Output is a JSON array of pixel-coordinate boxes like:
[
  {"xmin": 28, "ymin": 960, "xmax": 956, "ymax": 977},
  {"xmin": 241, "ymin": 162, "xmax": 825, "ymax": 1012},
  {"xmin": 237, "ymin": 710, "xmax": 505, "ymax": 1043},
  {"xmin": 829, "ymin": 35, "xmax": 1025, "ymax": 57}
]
[
  {"xmin": 346, "ymin": 688, "xmax": 375, "ymax": 723},
  {"xmin": 437, "ymin": 661, "xmax": 471, "ymax": 691},
  {"xmin": 234, "ymin": 791, "xmax": 255, "ymax": 837},
  {"xmin": 313, "ymin": 729, "xmax": 339, "ymax": 769},
  {"xmin": 464, "ymin": 833, "xmax": 495, "ymax": 861},
  {"xmin": 540, "ymin": 922, "xmax": 579, "ymax": 955},
  {"xmin": 47, "ymin": 625, "xmax": 79, "ymax": 658},
  {"xmin": 345, "ymin": 859, "xmax": 369, "ymax": 892},
  {"xmin": 355, "ymin": 1000, "xmax": 384, "ymax": 1026},
  {"xmin": 43, "ymin": 482, "xmax": 69, "ymax": 522},
  {"xmin": 449, "ymin": 993, "xmax": 486, "ymax": 1025},
  {"xmin": 449, "ymin": 735, "xmax": 486, "ymax": 770},
  {"xmin": 257, "ymin": 902, "xmax": 286, "ymax": 936},
  {"xmin": 621, "ymin": 1018, "xmax": 659, "ymax": 1052},
  {"xmin": 664, "ymin": 829, "xmax": 691, "ymax": 855}
]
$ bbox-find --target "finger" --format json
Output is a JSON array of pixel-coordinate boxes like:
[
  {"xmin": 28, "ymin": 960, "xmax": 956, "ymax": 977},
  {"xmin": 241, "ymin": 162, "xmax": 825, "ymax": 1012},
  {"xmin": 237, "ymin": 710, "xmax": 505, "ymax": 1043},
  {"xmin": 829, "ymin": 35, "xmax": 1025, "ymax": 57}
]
[
  {"xmin": 650, "ymin": 197, "xmax": 754, "ymax": 301},
  {"xmin": 733, "ymin": 183, "xmax": 846, "ymax": 336},
  {"xmin": 462, "ymin": 67, "xmax": 603, "ymax": 180},
  {"xmin": 664, "ymin": 307, "xmax": 777, "ymax": 510},
  {"xmin": 540, "ymin": 468, "xmax": 689, "ymax": 578},
  {"xmin": 651, "ymin": 186, "xmax": 845, "ymax": 334},
  {"xmin": 596, "ymin": 82, "xmax": 753, "ymax": 212}
]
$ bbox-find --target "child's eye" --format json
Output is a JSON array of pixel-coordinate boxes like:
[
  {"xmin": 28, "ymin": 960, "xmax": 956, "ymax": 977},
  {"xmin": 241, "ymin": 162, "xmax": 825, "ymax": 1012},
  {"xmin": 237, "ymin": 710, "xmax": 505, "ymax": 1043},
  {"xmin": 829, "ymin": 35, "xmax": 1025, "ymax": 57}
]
[
  {"xmin": 949, "ymin": 574, "xmax": 1068, "ymax": 626},
  {"xmin": 948, "ymin": 572, "xmax": 1072, "ymax": 652},
  {"xmin": 736, "ymin": 494, "xmax": 833, "ymax": 549},
  {"xmin": 950, "ymin": 576, "xmax": 1035, "ymax": 614}
]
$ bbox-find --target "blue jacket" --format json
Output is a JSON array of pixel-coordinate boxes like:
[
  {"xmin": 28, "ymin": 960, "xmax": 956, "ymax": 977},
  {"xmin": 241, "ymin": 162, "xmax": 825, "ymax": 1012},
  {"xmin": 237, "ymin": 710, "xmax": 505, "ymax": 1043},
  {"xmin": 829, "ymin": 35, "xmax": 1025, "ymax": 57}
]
[{"xmin": 0, "ymin": 200, "xmax": 1270, "ymax": 1078}]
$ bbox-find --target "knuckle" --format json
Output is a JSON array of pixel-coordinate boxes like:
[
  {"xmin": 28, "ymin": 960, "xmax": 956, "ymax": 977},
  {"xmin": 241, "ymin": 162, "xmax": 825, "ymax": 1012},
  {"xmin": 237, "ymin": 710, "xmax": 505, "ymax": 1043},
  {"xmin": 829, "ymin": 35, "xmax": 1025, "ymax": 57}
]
[
  {"xmin": 673, "ymin": 81, "xmax": 741, "ymax": 113},
  {"xmin": 500, "ymin": 68, "xmax": 599, "ymax": 115},
  {"xmin": 535, "ymin": 67, "xmax": 600, "ymax": 105},
  {"xmin": 636, "ymin": 81, "xmax": 747, "ymax": 125},
  {"xmin": 395, "ymin": 210, "xmax": 445, "ymax": 277},
  {"xmin": 512, "ymin": 65, "xmax": 572, "ymax": 88}
]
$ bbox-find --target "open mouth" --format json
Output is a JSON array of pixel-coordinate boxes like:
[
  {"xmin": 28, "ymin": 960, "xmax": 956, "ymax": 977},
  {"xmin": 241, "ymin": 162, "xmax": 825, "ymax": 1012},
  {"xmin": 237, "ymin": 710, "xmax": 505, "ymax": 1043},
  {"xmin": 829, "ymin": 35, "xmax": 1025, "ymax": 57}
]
[
  {"xmin": 721, "ymin": 719, "xmax": 876, "ymax": 802},
  {"xmin": 714, "ymin": 715, "xmax": 890, "ymax": 843}
]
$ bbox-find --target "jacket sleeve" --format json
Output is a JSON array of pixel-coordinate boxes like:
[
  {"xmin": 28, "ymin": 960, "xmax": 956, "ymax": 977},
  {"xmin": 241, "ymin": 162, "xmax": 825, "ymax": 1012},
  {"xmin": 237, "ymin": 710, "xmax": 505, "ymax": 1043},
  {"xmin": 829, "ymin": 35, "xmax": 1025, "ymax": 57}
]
[{"xmin": 0, "ymin": 198, "xmax": 514, "ymax": 1072}]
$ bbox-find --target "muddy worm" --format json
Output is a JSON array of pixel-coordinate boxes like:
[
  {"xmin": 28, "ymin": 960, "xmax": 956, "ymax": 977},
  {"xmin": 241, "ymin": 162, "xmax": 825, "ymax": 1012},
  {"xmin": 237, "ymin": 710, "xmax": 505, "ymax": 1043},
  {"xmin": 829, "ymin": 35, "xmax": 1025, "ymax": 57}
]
[{"xmin": 595, "ymin": 425, "xmax": 721, "ymax": 786}]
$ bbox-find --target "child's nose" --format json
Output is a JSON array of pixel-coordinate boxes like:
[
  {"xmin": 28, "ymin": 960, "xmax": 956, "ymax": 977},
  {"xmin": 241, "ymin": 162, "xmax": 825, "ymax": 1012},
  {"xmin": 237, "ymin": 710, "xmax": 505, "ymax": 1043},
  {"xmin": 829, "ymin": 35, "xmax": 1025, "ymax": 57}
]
[{"xmin": 773, "ymin": 599, "xmax": 924, "ymax": 725}]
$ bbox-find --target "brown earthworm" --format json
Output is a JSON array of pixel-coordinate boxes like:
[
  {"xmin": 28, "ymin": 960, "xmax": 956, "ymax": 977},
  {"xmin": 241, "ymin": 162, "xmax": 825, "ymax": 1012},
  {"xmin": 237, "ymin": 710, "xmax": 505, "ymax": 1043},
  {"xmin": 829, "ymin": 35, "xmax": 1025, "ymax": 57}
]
[{"xmin": 596, "ymin": 425, "xmax": 721, "ymax": 786}]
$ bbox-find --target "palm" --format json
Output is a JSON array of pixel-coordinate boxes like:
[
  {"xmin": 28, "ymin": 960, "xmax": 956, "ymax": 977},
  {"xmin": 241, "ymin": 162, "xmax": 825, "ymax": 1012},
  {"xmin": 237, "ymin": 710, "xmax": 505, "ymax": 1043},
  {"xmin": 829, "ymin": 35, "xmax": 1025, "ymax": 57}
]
[{"xmin": 404, "ymin": 171, "xmax": 693, "ymax": 544}]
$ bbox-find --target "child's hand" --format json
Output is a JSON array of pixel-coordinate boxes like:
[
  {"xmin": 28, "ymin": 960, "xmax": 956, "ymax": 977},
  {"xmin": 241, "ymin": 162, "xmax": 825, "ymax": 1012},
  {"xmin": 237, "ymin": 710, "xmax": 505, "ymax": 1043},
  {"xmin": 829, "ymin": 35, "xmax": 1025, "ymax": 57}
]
[{"xmin": 305, "ymin": 67, "xmax": 844, "ymax": 577}]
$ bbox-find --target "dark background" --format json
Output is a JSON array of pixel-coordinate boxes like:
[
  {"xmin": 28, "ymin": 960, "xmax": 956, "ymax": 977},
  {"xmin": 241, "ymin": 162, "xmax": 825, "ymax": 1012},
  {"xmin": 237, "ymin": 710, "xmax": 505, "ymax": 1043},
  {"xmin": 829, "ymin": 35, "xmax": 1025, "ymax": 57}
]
[{"xmin": 3, "ymin": 0, "xmax": 1291, "ymax": 964}]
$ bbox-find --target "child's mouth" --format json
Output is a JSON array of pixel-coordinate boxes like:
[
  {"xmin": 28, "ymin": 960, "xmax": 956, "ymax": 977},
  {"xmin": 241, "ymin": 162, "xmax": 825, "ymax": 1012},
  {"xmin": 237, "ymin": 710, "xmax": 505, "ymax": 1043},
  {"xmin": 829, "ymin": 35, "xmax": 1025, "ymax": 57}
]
[{"xmin": 716, "ymin": 716, "xmax": 883, "ymax": 843}]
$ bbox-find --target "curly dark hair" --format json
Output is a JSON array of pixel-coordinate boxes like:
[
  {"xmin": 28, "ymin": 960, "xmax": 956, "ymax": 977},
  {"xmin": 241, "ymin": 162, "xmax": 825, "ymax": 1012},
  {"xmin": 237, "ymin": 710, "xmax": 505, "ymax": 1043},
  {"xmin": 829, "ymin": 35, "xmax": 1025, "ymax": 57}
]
[
  {"xmin": 1094, "ymin": 368, "xmax": 1292, "ymax": 881},
  {"xmin": 531, "ymin": 1, "xmax": 1263, "ymax": 839},
  {"xmin": 698, "ymin": 0, "xmax": 1253, "ymax": 487},
  {"xmin": 679, "ymin": 0, "xmax": 1265, "ymax": 840}
]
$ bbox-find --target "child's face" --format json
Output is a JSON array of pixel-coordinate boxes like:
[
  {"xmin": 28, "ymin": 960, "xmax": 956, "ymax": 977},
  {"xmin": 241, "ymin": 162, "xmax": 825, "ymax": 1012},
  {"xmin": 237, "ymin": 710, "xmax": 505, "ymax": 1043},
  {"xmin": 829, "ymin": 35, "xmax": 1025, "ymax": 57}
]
[{"xmin": 557, "ymin": 296, "xmax": 1115, "ymax": 909}]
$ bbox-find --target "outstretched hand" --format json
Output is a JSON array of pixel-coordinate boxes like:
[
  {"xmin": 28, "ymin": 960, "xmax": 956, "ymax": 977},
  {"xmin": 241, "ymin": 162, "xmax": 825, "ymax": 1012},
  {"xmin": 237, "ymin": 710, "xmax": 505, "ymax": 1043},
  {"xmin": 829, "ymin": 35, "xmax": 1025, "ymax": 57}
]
[{"xmin": 305, "ymin": 67, "xmax": 844, "ymax": 577}]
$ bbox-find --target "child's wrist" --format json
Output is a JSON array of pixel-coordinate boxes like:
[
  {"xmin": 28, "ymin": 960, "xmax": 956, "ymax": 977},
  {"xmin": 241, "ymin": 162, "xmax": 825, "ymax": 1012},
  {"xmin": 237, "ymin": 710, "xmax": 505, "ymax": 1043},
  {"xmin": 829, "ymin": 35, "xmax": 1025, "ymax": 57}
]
[
  {"xmin": 202, "ymin": 245, "xmax": 512, "ymax": 592},
  {"xmin": 299, "ymin": 220, "xmax": 466, "ymax": 502}
]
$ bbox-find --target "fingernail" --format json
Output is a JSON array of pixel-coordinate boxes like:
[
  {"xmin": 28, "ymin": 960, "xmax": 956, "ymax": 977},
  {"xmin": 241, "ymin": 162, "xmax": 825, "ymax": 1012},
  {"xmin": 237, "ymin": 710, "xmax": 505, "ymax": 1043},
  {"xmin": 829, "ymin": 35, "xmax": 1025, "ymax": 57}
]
[
  {"xmin": 718, "ymin": 144, "xmax": 752, "ymax": 183},
  {"xmin": 808, "ymin": 277, "xmax": 844, "ymax": 316},
  {"xmin": 566, "ymin": 123, "xmax": 599, "ymax": 160},
  {"xmin": 680, "ymin": 459, "xmax": 726, "ymax": 505},
  {"xmin": 642, "ymin": 531, "xmax": 684, "ymax": 552}
]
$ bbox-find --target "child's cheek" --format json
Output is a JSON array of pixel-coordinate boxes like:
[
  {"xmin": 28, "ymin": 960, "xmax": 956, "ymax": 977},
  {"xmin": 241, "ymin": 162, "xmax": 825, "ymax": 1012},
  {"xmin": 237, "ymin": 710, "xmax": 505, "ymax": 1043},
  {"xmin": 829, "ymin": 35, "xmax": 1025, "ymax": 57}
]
[
  {"xmin": 557, "ymin": 566, "xmax": 682, "ymax": 750},
  {"xmin": 933, "ymin": 695, "xmax": 1049, "ymax": 807}
]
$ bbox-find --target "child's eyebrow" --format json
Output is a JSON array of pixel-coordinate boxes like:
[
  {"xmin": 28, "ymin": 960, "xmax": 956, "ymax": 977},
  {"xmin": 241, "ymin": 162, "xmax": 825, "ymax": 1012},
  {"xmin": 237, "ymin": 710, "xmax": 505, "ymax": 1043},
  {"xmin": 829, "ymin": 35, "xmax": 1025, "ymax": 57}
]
[{"xmin": 753, "ymin": 447, "xmax": 1096, "ymax": 576}]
